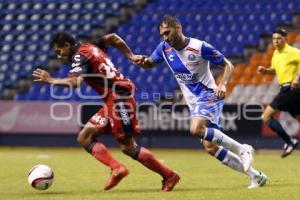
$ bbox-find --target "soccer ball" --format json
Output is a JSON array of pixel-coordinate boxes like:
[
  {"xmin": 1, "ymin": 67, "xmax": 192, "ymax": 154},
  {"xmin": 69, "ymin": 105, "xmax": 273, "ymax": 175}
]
[{"xmin": 28, "ymin": 164, "xmax": 54, "ymax": 190}]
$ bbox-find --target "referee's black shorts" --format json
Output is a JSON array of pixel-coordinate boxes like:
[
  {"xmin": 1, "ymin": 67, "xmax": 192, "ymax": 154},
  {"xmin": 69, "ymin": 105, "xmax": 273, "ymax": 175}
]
[{"xmin": 270, "ymin": 84, "xmax": 300, "ymax": 117}]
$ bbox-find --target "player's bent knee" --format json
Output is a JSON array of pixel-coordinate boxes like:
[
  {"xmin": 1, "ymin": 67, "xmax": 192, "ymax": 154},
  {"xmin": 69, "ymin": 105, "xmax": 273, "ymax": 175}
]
[
  {"xmin": 261, "ymin": 114, "xmax": 270, "ymax": 123},
  {"xmin": 77, "ymin": 127, "xmax": 97, "ymax": 146},
  {"xmin": 203, "ymin": 144, "xmax": 218, "ymax": 156},
  {"xmin": 77, "ymin": 133, "xmax": 87, "ymax": 146},
  {"xmin": 190, "ymin": 125, "xmax": 206, "ymax": 137},
  {"xmin": 122, "ymin": 145, "xmax": 141, "ymax": 160},
  {"xmin": 120, "ymin": 145, "xmax": 131, "ymax": 155}
]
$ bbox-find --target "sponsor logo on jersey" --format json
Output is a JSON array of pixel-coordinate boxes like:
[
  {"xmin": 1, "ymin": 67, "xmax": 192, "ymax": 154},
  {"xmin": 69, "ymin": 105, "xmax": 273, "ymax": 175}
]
[
  {"xmin": 174, "ymin": 73, "xmax": 198, "ymax": 83},
  {"xmin": 69, "ymin": 66, "xmax": 82, "ymax": 73},
  {"xmin": 117, "ymin": 102, "xmax": 131, "ymax": 125},
  {"xmin": 74, "ymin": 55, "xmax": 81, "ymax": 62},
  {"xmin": 71, "ymin": 54, "xmax": 82, "ymax": 68}
]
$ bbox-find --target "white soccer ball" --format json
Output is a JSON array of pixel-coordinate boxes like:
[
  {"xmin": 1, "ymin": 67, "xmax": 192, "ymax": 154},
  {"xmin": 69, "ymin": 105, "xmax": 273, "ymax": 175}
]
[{"xmin": 28, "ymin": 164, "xmax": 54, "ymax": 190}]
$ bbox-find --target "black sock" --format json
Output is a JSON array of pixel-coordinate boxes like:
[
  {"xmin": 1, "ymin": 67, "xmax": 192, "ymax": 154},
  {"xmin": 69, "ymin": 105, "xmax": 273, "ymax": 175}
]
[
  {"xmin": 130, "ymin": 145, "xmax": 141, "ymax": 160},
  {"xmin": 84, "ymin": 141, "xmax": 97, "ymax": 153},
  {"xmin": 266, "ymin": 118, "xmax": 292, "ymax": 144}
]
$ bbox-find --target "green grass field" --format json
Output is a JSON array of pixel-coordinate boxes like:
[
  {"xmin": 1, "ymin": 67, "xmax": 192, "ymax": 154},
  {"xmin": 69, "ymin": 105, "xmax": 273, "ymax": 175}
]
[{"xmin": 0, "ymin": 147, "xmax": 299, "ymax": 200}]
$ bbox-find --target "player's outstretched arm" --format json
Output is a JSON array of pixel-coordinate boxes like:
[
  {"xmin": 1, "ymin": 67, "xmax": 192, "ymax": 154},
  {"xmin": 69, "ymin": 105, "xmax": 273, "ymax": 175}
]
[
  {"xmin": 103, "ymin": 33, "xmax": 139, "ymax": 62},
  {"xmin": 33, "ymin": 68, "xmax": 83, "ymax": 88},
  {"xmin": 257, "ymin": 66, "xmax": 275, "ymax": 75},
  {"xmin": 137, "ymin": 56, "xmax": 157, "ymax": 69}
]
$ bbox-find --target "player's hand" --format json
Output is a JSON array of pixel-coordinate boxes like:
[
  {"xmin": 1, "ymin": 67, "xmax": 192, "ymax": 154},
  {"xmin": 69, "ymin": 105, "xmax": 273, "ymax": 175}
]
[
  {"xmin": 215, "ymin": 84, "xmax": 226, "ymax": 99},
  {"xmin": 291, "ymin": 75, "xmax": 300, "ymax": 90},
  {"xmin": 130, "ymin": 55, "xmax": 153, "ymax": 69},
  {"xmin": 141, "ymin": 55, "xmax": 150, "ymax": 64},
  {"xmin": 129, "ymin": 54, "xmax": 144, "ymax": 64},
  {"xmin": 257, "ymin": 66, "xmax": 267, "ymax": 74},
  {"xmin": 33, "ymin": 68, "xmax": 52, "ymax": 83}
]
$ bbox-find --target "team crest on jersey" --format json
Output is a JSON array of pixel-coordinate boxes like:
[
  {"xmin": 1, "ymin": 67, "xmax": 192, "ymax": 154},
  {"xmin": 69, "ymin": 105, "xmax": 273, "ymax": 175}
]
[
  {"xmin": 186, "ymin": 53, "xmax": 200, "ymax": 69},
  {"xmin": 188, "ymin": 54, "xmax": 197, "ymax": 61}
]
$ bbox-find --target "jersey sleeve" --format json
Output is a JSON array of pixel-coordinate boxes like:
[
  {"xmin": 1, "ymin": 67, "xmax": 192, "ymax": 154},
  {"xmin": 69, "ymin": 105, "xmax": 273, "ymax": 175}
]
[
  {"xmin": 150, "ymin": 42, "xmax": 165, "ymax": 64},
  {"xmin": 200, "ymin": 42, "xmax": 225, "ymax": 65},
  {"xmin": 69, "ymin": 51, "xmax": 89, "ymax": 77}
]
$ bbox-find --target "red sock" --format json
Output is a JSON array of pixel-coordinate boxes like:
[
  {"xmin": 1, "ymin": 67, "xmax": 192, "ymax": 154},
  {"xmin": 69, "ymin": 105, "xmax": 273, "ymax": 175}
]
[
  {"xmin": 91, "ymin": 142, "xmax": 122, "ymax": 169},
  {"xmin": 137, "ymin": 147, "xmax": 173, "ymax": 178}
]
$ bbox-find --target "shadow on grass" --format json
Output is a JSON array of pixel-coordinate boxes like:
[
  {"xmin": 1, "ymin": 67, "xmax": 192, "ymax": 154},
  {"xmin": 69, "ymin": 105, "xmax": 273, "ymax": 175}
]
[
  {"xmin": 265, "ymin": 182, "xmax": 300, "ymax": 188},
  {"xmin": 106, "ymin": 185, "xmax": 243, "ymax": 193},
  {"xmin": 24, "ymin": 190, "xmax": 73, "ymax": 197},
  {"xmin": 22, "ymin": 184, "xmax": 252, "ymax": 197}
]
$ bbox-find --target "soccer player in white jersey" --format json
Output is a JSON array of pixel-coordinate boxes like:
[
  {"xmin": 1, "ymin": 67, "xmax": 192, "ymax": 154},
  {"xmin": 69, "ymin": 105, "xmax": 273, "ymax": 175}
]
[{"xmin": 135, "ymin": 15, "xmax": 267, "ymax": 189}]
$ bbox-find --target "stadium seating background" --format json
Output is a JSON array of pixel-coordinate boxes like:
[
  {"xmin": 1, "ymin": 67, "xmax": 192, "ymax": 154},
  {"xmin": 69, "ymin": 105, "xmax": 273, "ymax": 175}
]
[{"xmin": 0, "ymin": 0, "xmax": 300, "ymax": 103}]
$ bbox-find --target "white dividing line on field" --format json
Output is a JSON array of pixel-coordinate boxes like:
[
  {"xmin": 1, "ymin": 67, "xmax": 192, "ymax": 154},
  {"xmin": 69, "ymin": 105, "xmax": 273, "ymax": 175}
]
[
  {"xmin": 36, "ymin": 154, "xmax": 50, "ymax": 159},
  {"xmin": 24, "ymin": 154, "xmax": 51, "ymax": 159}
]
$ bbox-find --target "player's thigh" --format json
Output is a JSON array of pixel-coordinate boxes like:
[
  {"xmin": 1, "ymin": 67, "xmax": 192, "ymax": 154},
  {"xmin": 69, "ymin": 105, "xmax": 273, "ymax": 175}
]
[
  {"xmin": 190, "ymin": 98, "xmax": 224, "ymax": 134},
  {"xmin": 78, "ymin": 108, "xmax": 112, "ymax": 144},
  {"xmin": 287, "ymin": 90, "xmax": 300, "ymax": 119},
  {"xmin": 269, "ymin": 90, "xmax": 291, "ymax": 114},
  {"xmin": 119, "ymin": 136, "xmax": 137, "ymax": 155},
  {"xmin": 261, "ymin": 105, "xmax": 278, "ymax": 122},
  {"xmin": 77, "ymin": 122, "xmax": 101, "ymax": 145},
  {"xmin": 88, "ymin": 107, "xmax": 112, "ymax": 133},
  {"xmin": 110, "ymin": 98, "xmax": 141, "ymax": 143}
]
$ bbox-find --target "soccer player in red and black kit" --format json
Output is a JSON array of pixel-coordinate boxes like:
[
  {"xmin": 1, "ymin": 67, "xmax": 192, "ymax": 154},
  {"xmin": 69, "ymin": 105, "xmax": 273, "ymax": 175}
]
[{"xmin": 32, "ymin": 32, "xmax": 180, "ymax": 191}]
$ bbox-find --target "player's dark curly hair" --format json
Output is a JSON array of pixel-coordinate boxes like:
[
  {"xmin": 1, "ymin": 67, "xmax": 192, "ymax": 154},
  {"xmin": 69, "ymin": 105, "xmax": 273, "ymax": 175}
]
[
  {"xmin": 158, "ymin": 15, "xmax": 181, "ymax": 30},
  {"xmin": 50, "ymin": 32, "xmax": 76, "ymax": 48}
]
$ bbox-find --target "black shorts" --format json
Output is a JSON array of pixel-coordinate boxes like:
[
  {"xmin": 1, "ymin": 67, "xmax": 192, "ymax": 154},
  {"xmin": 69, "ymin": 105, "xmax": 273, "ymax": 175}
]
[{"xmin": 270, "ymin": 86, "xmax": 300, "ymax": 117}]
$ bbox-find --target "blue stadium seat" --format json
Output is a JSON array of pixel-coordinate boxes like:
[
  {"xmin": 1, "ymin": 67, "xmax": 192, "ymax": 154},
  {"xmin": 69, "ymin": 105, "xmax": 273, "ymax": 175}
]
[
  {"xmin": 2, "ymin": 0, "xmax": 299, "ymax": 101},
  {"xmin": 14, "ymin": 92, "xmax": 28, "ymax": 100}
]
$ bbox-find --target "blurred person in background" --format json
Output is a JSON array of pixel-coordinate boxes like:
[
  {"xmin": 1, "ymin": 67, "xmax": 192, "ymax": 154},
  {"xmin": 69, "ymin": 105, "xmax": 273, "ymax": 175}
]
[
  {"xmin": 258, "ymin": 28, "xmax": 300, "ymax": 158},
  {"xmin": 33, "ymin": 32, "xmax": 180, "ymax": 191},
  {"xmin": 135, "ymin": 15, "xmax": 267, "ymax": 189}
]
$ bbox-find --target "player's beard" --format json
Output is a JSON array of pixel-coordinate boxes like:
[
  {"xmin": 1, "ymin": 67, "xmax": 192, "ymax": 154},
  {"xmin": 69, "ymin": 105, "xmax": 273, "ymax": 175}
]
[
  {"xmin": 168, "ymin": 35, "xmax": 182, "ymax": 49},
  {"xmin": 167, "ymin": 37, "xmax": 177, "ymax": 47}
]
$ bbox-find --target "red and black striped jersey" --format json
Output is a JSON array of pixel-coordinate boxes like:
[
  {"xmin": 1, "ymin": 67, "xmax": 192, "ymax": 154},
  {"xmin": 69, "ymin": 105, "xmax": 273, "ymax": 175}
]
[{"xmin": 69, "ymin": 42, "xmax": 135, "ymax": 101}]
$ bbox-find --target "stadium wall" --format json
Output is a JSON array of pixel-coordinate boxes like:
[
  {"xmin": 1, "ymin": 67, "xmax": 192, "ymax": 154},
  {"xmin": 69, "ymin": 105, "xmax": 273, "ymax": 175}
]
[{"xmin": 0, "ymin": 101, "xmax": 299, "ymax": 149}]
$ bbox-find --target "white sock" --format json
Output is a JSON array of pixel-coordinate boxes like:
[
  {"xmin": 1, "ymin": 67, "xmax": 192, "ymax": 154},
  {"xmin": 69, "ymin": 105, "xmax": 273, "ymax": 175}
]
[
  {"xmin": 215, "ymin": 147, "xmax": 244, "ymax": 173},
  {"xmin": 215, "ymin": 147, "xmax": 260, "ymax": 177},
  {"xmin": 204, "ymin": 128, "xmax": 244, "ymax": 154},
  {"xmin": 246, "ymin": 167, "xmax": 260, "ymax": 178}
]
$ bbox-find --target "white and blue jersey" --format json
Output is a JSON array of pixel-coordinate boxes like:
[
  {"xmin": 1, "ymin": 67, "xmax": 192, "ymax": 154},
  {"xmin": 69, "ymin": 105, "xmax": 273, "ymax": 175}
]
[{"xmin": 150, "ymin": 38, "xmax": 224, "ymax": 128}]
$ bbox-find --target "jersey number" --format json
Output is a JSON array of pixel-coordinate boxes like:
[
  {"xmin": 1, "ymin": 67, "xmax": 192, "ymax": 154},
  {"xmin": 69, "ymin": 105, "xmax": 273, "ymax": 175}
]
[{"xmin": 99, "ymin": 58, "xmax": 120, "ymax": 79}]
